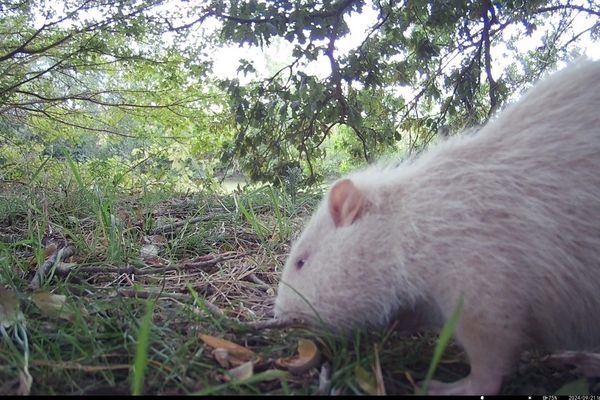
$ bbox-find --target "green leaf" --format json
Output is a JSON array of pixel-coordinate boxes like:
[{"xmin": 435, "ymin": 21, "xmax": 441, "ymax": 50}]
[
  {"xmin": 31, "ymin": 291, "xmax": 73, "ymax": 322},
  {"xmin": 64, "ymin": 150, "xmax": 84, "ymax": 190},
  {"xmin": 355, "ymin": 365, "xmax": 378, "ymax": 395},
  {"xmin": 555, "ymin": 378, "xmax": 589, "ymax": 396}
]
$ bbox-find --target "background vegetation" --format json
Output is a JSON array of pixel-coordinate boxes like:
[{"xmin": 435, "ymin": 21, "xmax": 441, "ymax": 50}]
[
  {"xmin": 2, "ymin": 0, "xmax": 598, "ymax": 189},
  {"xmin": 0, "ymin": 0, "xmax": 598, "ymax": 395}
]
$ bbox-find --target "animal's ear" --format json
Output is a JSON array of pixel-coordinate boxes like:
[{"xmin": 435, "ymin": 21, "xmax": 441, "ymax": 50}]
[{"xmin": 329, "ymin": 179, "xmax": 368, "ymax": 227}]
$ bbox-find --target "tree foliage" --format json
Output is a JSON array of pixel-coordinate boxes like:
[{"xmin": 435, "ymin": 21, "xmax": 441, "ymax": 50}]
[
  {"xmin": 0, "ymin": 0, "xmax": 231, "ymax": 190},
  {"xmin": 0, "ymin": 0, "xmax": 598, "ymax": 188},
  {"xmin": 207, "ymin": 0, "xmax": 598, "ymax": 183}
]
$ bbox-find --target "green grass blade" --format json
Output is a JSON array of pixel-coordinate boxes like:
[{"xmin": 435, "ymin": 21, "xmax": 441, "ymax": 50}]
[
  {"xmin": 269, "ymin": 187, "xmax": 290, "ymax": 241},
  {"xmin": 131, "ymin": 299, "xmax": 155, "ymax": 395},
  {"xmin": 418, "ymin": 294, "xmax": 464, "ymax": 395},
  {"xmin": 237, "ymin": 196, "xmax": 266, "ymax": 241},
  {"xmin": 28, "ymin": 156, "xmax": 51, "ymax": 185},
  {"xmin": 63, "ymin": 150, "xmax": 84, "ymax": 190}
]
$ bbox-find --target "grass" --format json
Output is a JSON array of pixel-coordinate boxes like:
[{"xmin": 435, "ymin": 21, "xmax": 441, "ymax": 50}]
[{"xmin": 0, "ymin": 178, "xmax": 599, "ymax": 395}]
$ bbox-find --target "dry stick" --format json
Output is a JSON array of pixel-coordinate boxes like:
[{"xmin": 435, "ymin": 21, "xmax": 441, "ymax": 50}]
[
  {"xmin": 29, "ymin": 246, "xmax": 75, "ymax": 289},
  {"xmin": 61, "ymin": 252, "xmax": 249, "ymax": 276},
  {"xmin": 196, "ymin": 296, "xmax": 225, "ymax": 318},
  {"xmin": 55, "ymin": 245, "xmax": 294, "ymax": 331},
  {"xmin": 181, "ymin": 252, "xmax": 248, "ymax": 268},
  {"xmin": 149, "ymin": 214, "xmax": 227, "ymax": 235},
  {"xmin": 240, "ymin": 318, "xmax": 306, "ymax": 330},
  {"xmin": 244, "ymin": 273, "xmax": 270, "ymax": 288},
  {"xmin": 28, "ymin": 243, "xmax": 292, "ymax": 331},
  {"xmin": 31, "ymin": 360, "xmax": 131, "ymax": 372},
  {"xmin": 110, "ymin": 286, "xmax": 299, "ymax": 331},
  {"xmin": 112, "ymin": 288, "xmax": 190, "ymax": 300},
  {"xmin": 110, "ymin": 287, "xmax": 225, "ymax": 318}
]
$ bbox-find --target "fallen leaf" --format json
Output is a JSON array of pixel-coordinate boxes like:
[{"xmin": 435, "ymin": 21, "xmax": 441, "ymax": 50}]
[
  {"xmin": 213, "ymin": 348, "xmax": 232, "ymax": 368},
  {"xmin": 199, "ymin": 334, "xmax": 256, "ymax": 360},
  {"xmin": 223, "ymin": 361, "xmax": 254, "ymax": 382},
  {"xmin": 147, "ymin": 235, "xmax": 167, "ymax": 245},
  {"xmin": 355, "ymin": 365, "xmax": 378, "ymax": 395},
  {"xmin": 31, "ymin": 291, "xmax": 73, "ymax": 322},
  {"xmin": 56, "ymin": 261, "xmax": 77, "ymax": 273},
  {"xmin": 44, "ymin": 243, "xmax": 58, "ymax": 259},
  {"xmin": 275, "ymin": 338, "xmax": 321, "ymax": 374},
  {"xmin": 140, "ymin": 244, "xmax": 160, "ymax": 260},
  {"xmin": 0, "ymin": 286, "xmax": 23, "ymax": 328}
]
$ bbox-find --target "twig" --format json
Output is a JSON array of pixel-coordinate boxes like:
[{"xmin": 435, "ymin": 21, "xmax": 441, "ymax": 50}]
[
  {"xmin": 240, "ymin": 318, "xmax": 306, "ymax": 330},
  {"xmin": 149, "ymin": 215, "xmax": 226, "ymax": 235},
  {"xmin": 109, "ymin": 287, "xmax": 226, "ymax": 321},
  {"xmin": 57, "ymin": 252, "xmax": 249, "ymax": 277},
  {"xmin": 29, "ymin": 246, "xmax": 75, "ymax": 290},
  {"xmin": 111, "ymin": 289, "xmax": 190, "ymax": 300},
  {"xmin": 108, "ymin": 285, "xmax": 302, "ymax": 332},
  {"xmin": 197, "ymin": 297, "xmax": 225, "ymax": 318},
  {"xmin": 31, "ymin": 360, "xmax": 130, "ymax": 372},
  {"xmin": 244, "ymin": 273, "xmax": 270, "ymax": 289},
  {"xmin": 180, "ymin": 252, "xmax": 246, "ymax": 269}
]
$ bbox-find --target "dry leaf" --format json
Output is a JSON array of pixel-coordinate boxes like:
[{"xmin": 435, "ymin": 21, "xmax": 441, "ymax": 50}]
[
  {"xmin": 147, "ymin": 235, "xmax": 167, "ymax": 245},
  {"xmin": 28, "ymin": 243, "xmax": 59, "ymax": 268},
  {"xmin": 199, "ymin": 334, "xmax": 256, "ymax": 360},
  {"xmin": 212, "ymin": 347, "xmax": 258, "ymax": 369},
  {"xmin": 213, "ymin": 348, "xmax": 232, "ymax": 368},
  {"xmin": 223, "ymin": 361, "xmax": 254, "ymax": 382},
  {"xmin": 31, "ymin": 291, "xmax": 73, "ymax": 322},
  {"xmin": 0, "ymin": 286, "xmax": 22, "ymax": 328},
  {"xmin": 140, "ymin": 244, "xmax": 160, "ymax": 260},
  {"xmin": 275, "ymin": 338, "xmax": 321, "ymax": 374},
  {"xmin": 44, "ymin": 243, "xmax": 58, "ymax": 259},
  {"xmin": 56, "ymin": 261, "xmax": 77, "ymax": 273}
]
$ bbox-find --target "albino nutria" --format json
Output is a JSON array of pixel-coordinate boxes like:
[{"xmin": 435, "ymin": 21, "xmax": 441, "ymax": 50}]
[{"xmin": 274, "ymin": 60, "xmax": 600, "ymax": 395}]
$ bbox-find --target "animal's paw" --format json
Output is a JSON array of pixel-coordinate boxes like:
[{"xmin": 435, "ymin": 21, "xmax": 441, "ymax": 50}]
[
  {"xmin": 422, "ymin": 375, "xmax": 501, "ymax": 396},
  {"xmin": 424, "ymin": 378, "xmax": 470, "ymax": 396}
]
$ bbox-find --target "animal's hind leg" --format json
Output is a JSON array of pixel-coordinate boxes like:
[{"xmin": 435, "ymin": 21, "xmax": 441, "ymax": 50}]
[{"xmin": 426, "ymin": 312, "xmax": 521, "ymax": 395}]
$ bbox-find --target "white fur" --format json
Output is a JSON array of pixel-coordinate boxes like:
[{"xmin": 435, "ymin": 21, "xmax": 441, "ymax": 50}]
[{"xmin": 274, "ymin": 60, "xmax": 600, "ymax": 394}]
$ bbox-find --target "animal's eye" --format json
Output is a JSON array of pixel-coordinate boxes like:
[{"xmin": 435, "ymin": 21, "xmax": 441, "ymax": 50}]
[{"xmin": 296, "ymin": 258, "xmax": 305, "ymax": 270}]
